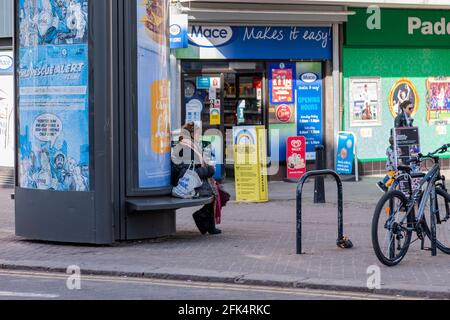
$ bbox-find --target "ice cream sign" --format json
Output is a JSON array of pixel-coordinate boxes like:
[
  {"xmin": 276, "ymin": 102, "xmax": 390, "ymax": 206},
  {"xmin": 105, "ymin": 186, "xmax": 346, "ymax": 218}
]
[{"xmin": 287, "ymin": 136, "xmax": 306, "ymax": 180}]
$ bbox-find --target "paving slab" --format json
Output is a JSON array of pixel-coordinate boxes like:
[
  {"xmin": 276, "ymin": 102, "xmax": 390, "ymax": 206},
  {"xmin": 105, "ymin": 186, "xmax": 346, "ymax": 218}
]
[{"xmin": 0, "ymin": 180, "xmax": 449, "ymax": 299}]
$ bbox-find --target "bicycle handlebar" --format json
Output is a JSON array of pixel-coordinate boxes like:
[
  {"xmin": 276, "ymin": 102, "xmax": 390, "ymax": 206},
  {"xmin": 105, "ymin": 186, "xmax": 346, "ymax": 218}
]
[{"xmin": 420, "ymin": 143, "xmax": 450, "ymax": 160}]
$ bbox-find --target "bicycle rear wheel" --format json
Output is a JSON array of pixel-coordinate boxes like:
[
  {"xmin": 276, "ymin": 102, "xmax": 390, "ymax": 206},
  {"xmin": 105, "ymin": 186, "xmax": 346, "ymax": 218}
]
[
  {"xmin": 372, "ymin": 190, "xmax": 413, "ymax": 266},
  {"xmin": 423, "ymin": 188, "xmax": 450, "ymax": 254}
]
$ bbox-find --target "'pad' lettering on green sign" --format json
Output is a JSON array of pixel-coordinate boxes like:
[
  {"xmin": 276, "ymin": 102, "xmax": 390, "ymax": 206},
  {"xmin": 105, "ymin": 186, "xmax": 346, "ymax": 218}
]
[{"xmin": 347, "ymin": 8, "xmax": 450, "ymax": 47}]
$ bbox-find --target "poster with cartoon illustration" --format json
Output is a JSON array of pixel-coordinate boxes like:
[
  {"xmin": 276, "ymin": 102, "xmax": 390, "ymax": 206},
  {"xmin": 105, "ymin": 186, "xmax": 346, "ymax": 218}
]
[
  {"xmin": 426, "ymin": 77, "xmax": 450, "ymax": 125},
  {"xmin": 18, "ymin": 0, "xmax": 90, "ymax": 192}
]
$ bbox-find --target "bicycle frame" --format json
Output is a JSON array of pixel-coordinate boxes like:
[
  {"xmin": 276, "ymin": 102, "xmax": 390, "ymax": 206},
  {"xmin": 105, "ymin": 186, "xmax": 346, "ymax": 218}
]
[
  {"xmin": 374, "ymin": 143, "xmax": 450, "ymax": 264},
  {"xmin": 389, "ymin": 162, "xmax": 440, "ymax": 256}
]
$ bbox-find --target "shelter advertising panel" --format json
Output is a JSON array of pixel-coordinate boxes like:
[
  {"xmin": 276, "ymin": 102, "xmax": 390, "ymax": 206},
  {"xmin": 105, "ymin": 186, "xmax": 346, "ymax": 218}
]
[
  {"xmin": 18, "ymin": 0, "xmax": 90, "ymax": 191},
  {"xmin": 137, "ymin": 0, "xmax": 172, "ymax": 189}
]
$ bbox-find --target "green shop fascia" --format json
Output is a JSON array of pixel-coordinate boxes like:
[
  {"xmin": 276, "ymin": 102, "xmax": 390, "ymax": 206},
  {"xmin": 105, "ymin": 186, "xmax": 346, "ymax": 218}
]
[{"xmin": 344, "ymin": 8, "xmax": 450, "ymax": 174}]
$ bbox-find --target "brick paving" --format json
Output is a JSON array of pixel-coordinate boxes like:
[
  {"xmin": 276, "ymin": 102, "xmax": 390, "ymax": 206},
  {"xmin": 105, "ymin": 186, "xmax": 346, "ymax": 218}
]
[{"xmin": 0, "ymin": 179, "xmax": 449, "ymax": 297}]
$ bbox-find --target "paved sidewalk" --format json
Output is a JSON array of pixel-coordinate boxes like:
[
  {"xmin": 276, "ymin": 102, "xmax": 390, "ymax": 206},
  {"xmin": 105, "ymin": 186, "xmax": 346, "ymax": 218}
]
[{"xmin": 0, "ymin": 179, "xmax": 449, "ymax": 298}]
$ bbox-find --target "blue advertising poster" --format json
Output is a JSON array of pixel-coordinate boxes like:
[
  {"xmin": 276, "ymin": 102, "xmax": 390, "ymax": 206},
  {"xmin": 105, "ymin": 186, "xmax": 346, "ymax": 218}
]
[
  {"xmin": 137, "ymin": 0, "xmax": 172, "ymax": 189},
  {"xmin": 336, "ymin": 132, "xmax": 356, "ymax": 175},
  {"xmin": 180, "ymin": 26, "xmax": 332, "ymax": 60},
  {"xmin": 18, "ymin": 0, "xmax": 90, "ymax": 192},
  {"xmin": 296, "ymin": 62, "xmax": 323, "ymax": 160},
  {"xmin": 170, "ymin": 14, "xmax": 188, "ymax": 49}
]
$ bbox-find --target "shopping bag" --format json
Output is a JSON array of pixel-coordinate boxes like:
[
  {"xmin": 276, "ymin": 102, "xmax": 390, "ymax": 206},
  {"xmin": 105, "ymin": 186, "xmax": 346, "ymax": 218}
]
[{"xmin": 172, "ymin": 162, "xmax": 203, "ymax": 199}]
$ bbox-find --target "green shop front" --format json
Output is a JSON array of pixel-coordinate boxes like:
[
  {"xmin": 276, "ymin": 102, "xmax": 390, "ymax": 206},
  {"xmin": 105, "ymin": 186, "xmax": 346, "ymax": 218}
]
[{"xmin": 344, "ymin": 8, "xmax": 450, "ymax": 176}]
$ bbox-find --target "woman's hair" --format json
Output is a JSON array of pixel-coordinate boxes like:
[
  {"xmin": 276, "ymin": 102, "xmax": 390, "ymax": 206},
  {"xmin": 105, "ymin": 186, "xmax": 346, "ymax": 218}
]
[{"xmin": 179, "ymin": 122, "xmax": 200, "ymax": 141}]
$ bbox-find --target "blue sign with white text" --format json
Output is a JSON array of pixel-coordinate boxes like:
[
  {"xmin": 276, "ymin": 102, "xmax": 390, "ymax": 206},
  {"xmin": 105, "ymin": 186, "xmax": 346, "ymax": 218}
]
[
  {"xmin": 170, "ymin": 14, "xmax": 188, "ymax": 49},
  {"xmin": 336, "ymin": 133, "xmax": 356, "ymax": 175},
  {"xmin": 196, "ymin": 77, "xmax": 211, "ymax": 89},
  {"xmin": 296, "ymin": 66, "xmax": 323, "ymax": 160},
  {"xmin": 186, "ymin": 26, "xmax": 332, "ymax": 60}
]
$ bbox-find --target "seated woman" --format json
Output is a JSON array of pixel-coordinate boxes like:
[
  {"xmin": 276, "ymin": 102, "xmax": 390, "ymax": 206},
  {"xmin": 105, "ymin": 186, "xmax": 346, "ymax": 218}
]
[{"xmin": 171, "ymin": 122, "xmax": 222, "ymax": 235}]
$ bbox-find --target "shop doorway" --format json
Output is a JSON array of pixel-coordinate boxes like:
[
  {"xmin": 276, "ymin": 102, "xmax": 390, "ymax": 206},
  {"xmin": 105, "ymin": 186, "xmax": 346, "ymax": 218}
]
[{"xmin": 181, "ymin": 62, "xmax": 266, "ymax": 180}]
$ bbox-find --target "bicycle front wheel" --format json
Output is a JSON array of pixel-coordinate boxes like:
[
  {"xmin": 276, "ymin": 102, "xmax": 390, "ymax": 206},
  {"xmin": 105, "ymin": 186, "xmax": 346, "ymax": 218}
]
[
  {"xmin": 423, "ymin": 188, "xmax": 450, "ymax": 254},
  {"xmin": 372, "ymin": 190, "xmax": 413, "ymax": 266}
]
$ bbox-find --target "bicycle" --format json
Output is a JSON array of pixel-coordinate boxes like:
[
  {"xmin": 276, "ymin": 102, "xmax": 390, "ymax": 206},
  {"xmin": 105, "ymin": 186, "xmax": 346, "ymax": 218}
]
[
  {"xmin": 389, "ymin": 159, "xmax": 447, "ymax": 194},
  {"xmin": 372, "ymin": 144, "xmax": 450, "ymax": 266}
]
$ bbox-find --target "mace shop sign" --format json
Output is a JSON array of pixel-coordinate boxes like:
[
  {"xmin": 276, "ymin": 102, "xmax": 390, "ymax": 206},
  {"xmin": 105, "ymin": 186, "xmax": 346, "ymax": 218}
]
[
  {"xmin": 347, "ymin": 8, "xmax": 450, "ymax": 47},
  {"xmin": 177, "ymin": 25, "xmax": 332, "ymax": 60},
  {"xmin": 0, "ymin": 53, "xmax": 13, "ymax": 74}
]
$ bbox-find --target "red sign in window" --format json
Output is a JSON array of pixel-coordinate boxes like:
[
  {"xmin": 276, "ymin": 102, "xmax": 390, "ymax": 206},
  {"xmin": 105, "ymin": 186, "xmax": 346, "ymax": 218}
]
[{"xmin": 287, "ymin": 136, "xmax": 307, "ymax": 180}]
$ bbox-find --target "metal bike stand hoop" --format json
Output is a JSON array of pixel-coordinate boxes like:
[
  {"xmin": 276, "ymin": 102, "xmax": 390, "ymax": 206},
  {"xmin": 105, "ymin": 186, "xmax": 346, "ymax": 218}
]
[{"xmin": 296, "ymin": 169, "xmax": 353, "ymax": 255}]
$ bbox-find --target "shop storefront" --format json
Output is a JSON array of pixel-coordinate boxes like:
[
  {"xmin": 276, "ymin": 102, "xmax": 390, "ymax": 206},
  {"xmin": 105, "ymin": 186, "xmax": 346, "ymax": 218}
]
[
  {"xmin": 344, "ymin": 8, "xmax": 450, "ymax": 176},
  {"xmin": 173, "ymin": 19, "xmax": 341, "ymax": 179}
]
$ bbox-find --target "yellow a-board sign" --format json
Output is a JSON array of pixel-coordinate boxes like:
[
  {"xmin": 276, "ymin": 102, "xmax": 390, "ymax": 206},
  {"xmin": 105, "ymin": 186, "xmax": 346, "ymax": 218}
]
[{"xmin": 233, "ymin": 126, "xmax": 268, "ymax": 203}]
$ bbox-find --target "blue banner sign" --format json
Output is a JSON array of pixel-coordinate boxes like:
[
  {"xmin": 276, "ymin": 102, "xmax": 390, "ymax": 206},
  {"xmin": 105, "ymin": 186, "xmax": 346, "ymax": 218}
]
[
  {"xmin": 18, "ymin": 0, "xmax": 90, "ymax": 192},
  {"xmin": 336, "ymin": 132, "xmax": 356, "ymax": 175},
  {"xmin": 296, "ymin": 63, "xmax": 323, "ymax": 160},
  {"xmin": 170, "ymin": 14, "xmax": 188, "ymax": 49},
  {"xmin": 185, "ymin": 26, "xmax": 332, "ymax": 60}
]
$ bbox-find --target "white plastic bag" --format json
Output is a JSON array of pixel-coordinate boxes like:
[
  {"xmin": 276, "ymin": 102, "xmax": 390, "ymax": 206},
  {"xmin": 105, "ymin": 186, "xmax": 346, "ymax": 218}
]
[{"xmin": 172, "ymin": 162, "xmax": 203, "ymax": 199}]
